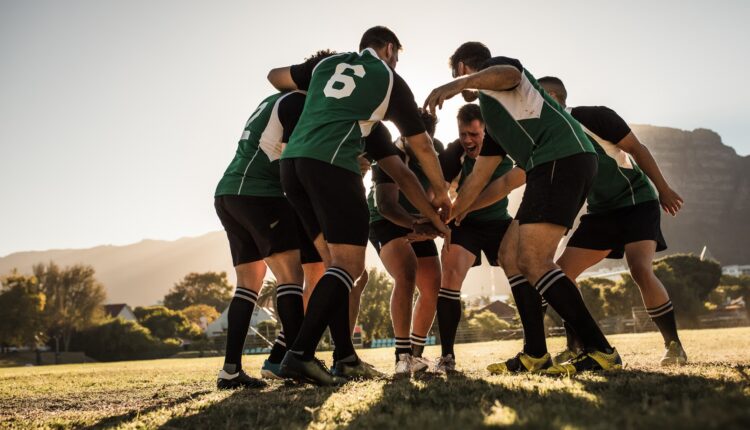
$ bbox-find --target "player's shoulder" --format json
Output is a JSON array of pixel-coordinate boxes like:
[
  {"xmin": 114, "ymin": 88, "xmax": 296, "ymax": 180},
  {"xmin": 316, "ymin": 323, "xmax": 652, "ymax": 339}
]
[
  {"xmin": 571, "ymin": 105, "xmax": 621, "ymax": 120},
  {"xmin": 482, "ymin": 56, "xmax": 523, "ymax": 71}
]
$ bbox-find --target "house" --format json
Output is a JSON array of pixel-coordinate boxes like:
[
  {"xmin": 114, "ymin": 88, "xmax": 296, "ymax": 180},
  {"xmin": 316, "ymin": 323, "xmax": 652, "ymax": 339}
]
[
  {"xmin": 103, "ymin": 304, "xmax": 137, "ymax": 322},
  {"xmin": 470, "ymin": 300, "xmax": 517, "ymax": 322},
  {"xmin": 205, "ymin": 305, "xmax": 277, "ymax": 338}
]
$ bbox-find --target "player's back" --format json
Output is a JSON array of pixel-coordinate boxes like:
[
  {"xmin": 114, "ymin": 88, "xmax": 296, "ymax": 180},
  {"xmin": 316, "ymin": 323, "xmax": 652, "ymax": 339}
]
[{"xmin": 283, "ymin": 48, "xmax": 394, "ymax": 175}]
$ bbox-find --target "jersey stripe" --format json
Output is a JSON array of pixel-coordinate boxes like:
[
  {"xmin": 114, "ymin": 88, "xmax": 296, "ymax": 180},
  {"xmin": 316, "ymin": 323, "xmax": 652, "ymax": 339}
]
[{"xmin": 330, "ymin": 122, "xmax": 357, "ymax": 164}]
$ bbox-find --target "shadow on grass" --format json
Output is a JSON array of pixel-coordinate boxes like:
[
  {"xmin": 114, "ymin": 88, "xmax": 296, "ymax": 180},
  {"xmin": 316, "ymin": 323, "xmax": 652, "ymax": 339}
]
[
  {"xmin": 342, "ymin": 366, "xmax": 750, "ymax": 429},
  {"xmin": 156, "ymin": 380, "xmax": 341, "ymax": 430}
]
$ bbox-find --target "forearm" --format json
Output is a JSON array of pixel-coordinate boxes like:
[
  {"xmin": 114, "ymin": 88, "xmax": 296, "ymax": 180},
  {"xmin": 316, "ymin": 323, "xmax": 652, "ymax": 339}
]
[
  {"xmin": 378, "ymin": 161, "xmax": 440, "ymax": 222},
  {"xmin": 629, "ymin": 144, "xmax": 670, "ymax": 192},
  {"xmin": 267, "ymin": 67, "xmax": 297, "ymax": 91},
  {"xmin": 458, "ymin": 65, "xmax": 521, "ymax": 92},
  {"xmin": 408, "ymin": 135, "xmax": 448, "ymax": 195},
  {"xmin": 379, "ymin": 203, "xmax": 418, "ymax": 229}
]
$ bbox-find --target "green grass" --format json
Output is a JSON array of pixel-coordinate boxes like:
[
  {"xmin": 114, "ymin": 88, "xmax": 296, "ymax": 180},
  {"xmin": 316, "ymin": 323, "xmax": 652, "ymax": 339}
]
[{"xmin": 2, "ymin": 327, "xmax": 750, "ymax": 429}]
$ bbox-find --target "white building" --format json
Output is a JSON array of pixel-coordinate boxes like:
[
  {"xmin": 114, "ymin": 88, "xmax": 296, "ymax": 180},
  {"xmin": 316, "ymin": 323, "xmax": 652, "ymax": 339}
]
[
  {"xmin": 205, "ymin": 305, "xmax": 276, "ymax": 338},
  {"xmin": 103, "ymin": 304, "xmax": 137, "ymax": 321},
  {"xmin": 722, "ymin": 265, "xmax": 750, "ymax": 276}
]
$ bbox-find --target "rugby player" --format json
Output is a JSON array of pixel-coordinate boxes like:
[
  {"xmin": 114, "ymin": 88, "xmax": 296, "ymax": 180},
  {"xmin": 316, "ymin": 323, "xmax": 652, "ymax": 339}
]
[
  {"xmin": 268, "ymin": 26, "xmax": 451, "ymax": 385},
  {"xmin": 213, "ymin": 51, "xmax": 332, "ymax": 390},
  {"xmin": 434, "ymin": 104, "xmax": 524, "ymax": 373},
  {"xmin": 367, "ymin": 109, "xmax": 443, "ymax": 375},
  {"xmin": 537, "ymin": 76, "xmax": 687, "ymax": 366},
  {"xmin": 425, "ymin": 42, "xmax": 620, "ymax": 374}
]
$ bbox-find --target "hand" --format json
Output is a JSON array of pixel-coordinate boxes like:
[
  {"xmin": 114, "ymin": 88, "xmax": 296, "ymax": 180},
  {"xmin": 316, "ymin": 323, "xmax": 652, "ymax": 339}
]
[
  {"xmin": 357, "ymin": 155, "xmax": 371, "ymax": 177},
  {"xmin": 431, "ymin": 191, "xmax": 452, "ymax": 223},
  {"xmin": 423, "ymin": 79, "xmax": 466, "ymax": 114},
  {"xmin": 659, "ymin": 187, "xmax": 683, "ymax": 216},
  {"xmin": 406, "ymin": 218, "xmax": 441, "ymax": 241},
  {"xmin": 461, "ymin": 89, "xmax": 479, "ymax": 102},
  {"xmin": 453, "ymin": 210, "xmax": 469, "ymax": 226}
]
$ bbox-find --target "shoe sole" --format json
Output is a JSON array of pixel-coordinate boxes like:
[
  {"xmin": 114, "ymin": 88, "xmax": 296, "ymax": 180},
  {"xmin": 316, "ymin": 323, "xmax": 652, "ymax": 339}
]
[{"xmin": 261, "ymin": 369, "xmax": 283, "ymax": 380}]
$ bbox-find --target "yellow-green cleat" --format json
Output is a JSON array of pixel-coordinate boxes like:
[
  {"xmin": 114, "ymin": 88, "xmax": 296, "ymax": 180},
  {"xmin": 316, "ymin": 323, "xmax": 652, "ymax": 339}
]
[
  {"xmin": 544, "ymin": 348, "xmax": 622, "ymax": 375},
  {"xmin": 660, "ymin": 341, "xmax": 688, "ymax": 366},
  {"xmin": 487, "ymin": 352, "xmax": 552, "ymax": 374},
  {"xmin": 552, "ymin": 348, "xmax": 580, "ymax": 365}
]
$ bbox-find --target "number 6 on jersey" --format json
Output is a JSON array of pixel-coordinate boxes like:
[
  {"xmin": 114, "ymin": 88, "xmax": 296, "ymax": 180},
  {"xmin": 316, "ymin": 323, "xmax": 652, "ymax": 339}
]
[{"xmin": 324, "ymin": 63, "xmax": 366, "ymax": 99}]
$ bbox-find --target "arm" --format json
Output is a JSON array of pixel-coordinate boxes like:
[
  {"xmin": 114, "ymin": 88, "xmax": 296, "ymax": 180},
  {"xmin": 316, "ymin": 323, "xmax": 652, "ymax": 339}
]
[
  {"xmin": 457, "ymin": 167, "xmax": 526, "ymax": 222},
  {"xmin": 617, "ymin": 132, "xmax": 683, "ymax": 216},
  {"xmin": 267, "ymin": 67, "xmax": 298, "ymax": 91},
  {"xmin": 424, "ymin": 65, "xmax": 522, "ymax": 113},
  {"xmin": 375, "ymin": 183, "xmax": 420, "ymax": 229},
  {"xmin": 377, "ymin": 155, "xmax": 450, "ymax": 239},
  {"xmin": 403, "ymin": 132, "xmax": 451, "ymax": 219},
  {"xmin": 450, "ymin": 155, "xmax": 503, "ymax": 222}
]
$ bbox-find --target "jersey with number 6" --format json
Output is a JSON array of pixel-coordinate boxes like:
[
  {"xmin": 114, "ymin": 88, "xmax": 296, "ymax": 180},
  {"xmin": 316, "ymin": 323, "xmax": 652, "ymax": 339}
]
[{"xmin": 281, "ymin": 48, "xmax": 425, "ymax": 175}]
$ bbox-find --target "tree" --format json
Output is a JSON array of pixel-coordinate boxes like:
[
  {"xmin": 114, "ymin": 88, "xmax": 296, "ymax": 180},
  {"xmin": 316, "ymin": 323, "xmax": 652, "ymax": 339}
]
[
  {"xmin": 577, "ymin": 278, "xmax": 609, "ymax": 321},
  {"xmin": 257, "ymin": 278, "xmax": 278, "ymax": 312},
  {"xmin": 357, "ymin": 268, "xmax": 394, "ymax": 342},
  {"xmin": 163, "ymin": 272, "xmax": 233, "ymax": 312},
  {"xmin": 466, "ymin": 310, "xmax": 510, "ymax": 338},
  {"xmin": 707, "ymin": 275, "xmax": 750, "ymax": 316},
  {"xmin": 652, "ymin": 254, "xmax": 721, "ymax": 324},
  {"xmin": 134, "ymin": 306, "xmax": 201, "ymax": 340},
  {"xmin": 181, "ymin": 304, "xmax": 220, "ymax": 329},
  {"xmin": 0, "ymin": 270, "xmax": 46, "ymax": 351},
  {"xmin": 72, "ymin": 318, "xmax": 180, "ymax": 362},
  {"xmin": 33, "ymin": 262, "xmax": 106, "ymax": 353}
]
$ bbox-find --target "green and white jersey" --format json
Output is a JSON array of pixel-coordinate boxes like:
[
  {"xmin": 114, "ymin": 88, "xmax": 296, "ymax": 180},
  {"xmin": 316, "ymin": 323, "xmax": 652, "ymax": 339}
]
[
  {"xmin": 215, "ymin": 91, "xmax": 304, "ymax": 197},
  {"xmin": 442, "ymin": 139, "xmax": 513, "ymax": 223},
  {"xmin": 569, "ymin": 106, "xmax": 657, "ymax": 213},
  {"xmin": 477, "ymin": 57, "xmax": 595, "ymax": 170},
  {"xmin": 367, "ymin": 138, "xmax": 433, "ymax": 224},
  {"xmin": 282, "ymin": 48, "xmax": 425, "ymax": 176}
]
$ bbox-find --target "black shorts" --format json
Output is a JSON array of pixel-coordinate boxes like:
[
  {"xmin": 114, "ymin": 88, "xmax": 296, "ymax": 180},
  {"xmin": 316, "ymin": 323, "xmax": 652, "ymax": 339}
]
[
  {"xmin": 280, "ymin": 158, "xmax": 369, "ymax": 247},
  {"xmin": 567, "ymin": 200, "xmax": 667, "ymax": 259},
  {"xmin": 368, "ymin": 220, "xmax": 439, "ymax": 258},
  {"xmin": 449, "ymin": 218, "xmax": 512, "ymax": 267},
  {"xmin": 215, "ymin": 195, "xmax": 321, "ymax": 266},
  {"xmin": 516, "ymin": 153, "xmax": 598, "ymax": 229}
]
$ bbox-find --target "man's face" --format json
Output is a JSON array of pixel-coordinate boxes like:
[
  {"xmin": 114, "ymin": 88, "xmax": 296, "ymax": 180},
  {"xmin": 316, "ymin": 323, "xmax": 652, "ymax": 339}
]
[
  {"xmin": 452, "ymin": 61, "xmax": 476, "ymax": 78},
  {"xmin": 458, "ymin": 119, "xmax": 484, "ymax": 159},
  {"xmin": 385, "ymin": 43, "xmax": 399, "ymax": 69}
]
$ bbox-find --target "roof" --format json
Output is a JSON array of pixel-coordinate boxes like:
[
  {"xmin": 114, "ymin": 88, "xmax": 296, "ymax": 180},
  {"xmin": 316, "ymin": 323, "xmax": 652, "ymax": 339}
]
[
  {"xmin": 475, "ymin": 300, "xmax": 516, "ymax": 318},
  {"xmin": 103, "ymin": 304, "xmax": 129, "ymax": 318}
]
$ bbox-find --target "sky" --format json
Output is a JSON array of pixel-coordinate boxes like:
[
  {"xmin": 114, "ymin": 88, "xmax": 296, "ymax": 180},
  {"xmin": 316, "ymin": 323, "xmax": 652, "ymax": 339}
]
[{"xmin": 1, "ymin": 0, "xmax": 748, "ymax": 257}]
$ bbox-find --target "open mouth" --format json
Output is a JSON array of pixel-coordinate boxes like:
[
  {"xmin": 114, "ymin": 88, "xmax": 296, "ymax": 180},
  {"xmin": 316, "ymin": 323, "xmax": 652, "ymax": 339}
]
[{"xmin": 465, "ymin": 144, "xmax": 478, "ymax": 156}]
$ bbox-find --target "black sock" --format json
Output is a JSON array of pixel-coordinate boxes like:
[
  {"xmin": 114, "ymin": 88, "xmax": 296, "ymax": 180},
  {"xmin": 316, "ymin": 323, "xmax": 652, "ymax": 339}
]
[
  {"xmin": 268, "ymin": 332, "xmax": 287, "ymax": 364},
  {"xmin": 647, "ymin": 300, "xmax": 680, "ymax": 346},
  {"xmin": 395, "ymin": 337, "xmax": 411, "ymax": 361},
  {"xmin": 563, "ymin": 321, "xmax": 584, "ymax": 352},
  {"xmin": 509, "ymin": 275, "xmax": 547, "ymax": 357},
  {"xmin": 540, "ymin": 297, "xmax": 548, "ymax": 315},
  {"xmin": 269, "ymin": 284, "xmax": 304, "ymax": 363},
  {"xmin": 536, "ymin": 269, "xmax": 611, "ymax": 352},
  {"xmin": 329, "ymin": 294, "xmax": 356, "ymax": 362},
  {"xmin": 410, "ymin": 332, "xmax": 426, "ymax": 357},
  {"xmin": 223, "ymin": 287, "xmax": 258, "ymax": 372},
  {"xmin": 290, "ymin": 267, "xmax": 352, "ymax": 361},
  {"xmin": 436, "ymin": 288, "xmax": 461, "ymax": 357}
]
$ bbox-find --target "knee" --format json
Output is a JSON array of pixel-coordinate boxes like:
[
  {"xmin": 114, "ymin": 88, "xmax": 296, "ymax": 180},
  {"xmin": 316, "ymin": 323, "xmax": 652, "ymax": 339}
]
[{"xmin": 629, "ymin": 262, "xmax": 655, "ymax": 285}]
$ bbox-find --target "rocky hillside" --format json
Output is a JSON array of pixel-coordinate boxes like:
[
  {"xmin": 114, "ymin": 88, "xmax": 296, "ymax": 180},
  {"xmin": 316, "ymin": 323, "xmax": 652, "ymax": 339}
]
[{"xmin": 631, "ymin": 125, "xmax": 749, "ymax": 264}]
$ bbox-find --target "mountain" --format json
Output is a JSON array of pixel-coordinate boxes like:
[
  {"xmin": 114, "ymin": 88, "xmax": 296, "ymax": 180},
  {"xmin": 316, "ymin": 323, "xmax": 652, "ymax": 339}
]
[
  {"xmin": 0, "ymin": 124, "xmax": 746, "ymax": 305},
  {"xmin": 0, "ymin": 233, "xmax": 507, "ymax": 306},
  {"xmin": 630, "ymin": 125, "xmax": 749, "ymax": 265}
]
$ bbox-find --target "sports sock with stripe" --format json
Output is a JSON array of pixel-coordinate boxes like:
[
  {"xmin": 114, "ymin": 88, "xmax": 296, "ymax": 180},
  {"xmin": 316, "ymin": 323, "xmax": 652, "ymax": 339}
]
[
  {"xmin": 508, "ymin": 274, "xmax": 547, "ymax": 357},
  {"xmin": 223, "ymin": 286, "xmax": 258, "ymax": 372},
  {"xmin": 267, "ymin": 284, "xmax": 304, "ymax": 364},
  {"xmin": 436, "ymin": 288, "xmax": 461, "ymax": 357},
  {"xmin": 647, "ymin": 300, "xmax": 681, "ymax": 346},
  {"xmin": 395, "ymin": 337, "xmax": 411, "ymax": 361},
  {"xmin": 289, "ymin": 267, "xmax": 353, "ymax": 361},
  {"xmin": 410, "ymin": 332, "xmax": 427, "ymax": 357},
  {"xmin": 328, "ymin": 294, "xmax": 355, "ymax": 362},
  {"xmin": 535, "ymin": 269, "xmax": 611, "ymax": 352},
  {"xmin": 563, "ymin": 321, "xmax": 584, "ymax": 352}
]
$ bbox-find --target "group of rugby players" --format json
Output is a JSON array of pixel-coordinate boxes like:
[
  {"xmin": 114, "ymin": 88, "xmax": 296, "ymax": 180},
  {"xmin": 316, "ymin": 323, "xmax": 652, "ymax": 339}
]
[{"xmin": 213, "ymin": 26, "xmax": 686, "ymax": 389}]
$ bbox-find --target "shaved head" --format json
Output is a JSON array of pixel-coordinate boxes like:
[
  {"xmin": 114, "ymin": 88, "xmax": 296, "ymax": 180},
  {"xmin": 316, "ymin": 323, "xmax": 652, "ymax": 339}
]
[{"xmin": 538, "ymin": 76, "xmax": 568, "ymax": 106}]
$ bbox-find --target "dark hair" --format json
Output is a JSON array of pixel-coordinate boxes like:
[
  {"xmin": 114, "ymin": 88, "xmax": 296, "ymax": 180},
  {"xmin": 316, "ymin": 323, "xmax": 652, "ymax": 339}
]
[
  {"xmin": 456, "ymin": 103, "xmax": 483, "ymax": 124},
  {"xmin": 418, "ymin": 108, "xmax": 438, "ymax": 138},
  {"xmin": 449, "ymin": 42, "xmax": 491, "ymax": 72},
  {"xmin": 303, "ymin": 49, "xmax": 338, "ymax": 70},
  {"xmin": 359, "ymin": 26, "xmax": 402, "ymax": 51},
  {"xmin": 537, "ymin": 76, "xmax": 567, "ymax": 104}
]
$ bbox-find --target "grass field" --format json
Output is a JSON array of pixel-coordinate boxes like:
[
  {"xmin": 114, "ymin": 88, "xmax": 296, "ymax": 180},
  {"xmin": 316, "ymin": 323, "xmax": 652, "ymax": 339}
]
[{"xmin": 2, "ymin": 327, "xmax": 749, "ymax": 430}]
